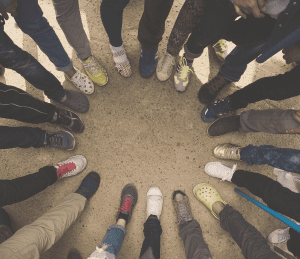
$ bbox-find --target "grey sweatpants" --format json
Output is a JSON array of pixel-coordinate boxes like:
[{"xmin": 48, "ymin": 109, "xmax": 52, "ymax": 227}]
[
  {"xmin": 240, "ymin": 109, "xmax": 300, "ymax": 134},
  {"xmin": 52, "ymin": 0, "xmax": 92, "ymax": 61}
]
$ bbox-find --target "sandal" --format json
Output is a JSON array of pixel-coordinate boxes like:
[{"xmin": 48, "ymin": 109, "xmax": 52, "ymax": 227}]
[{"xmin": 193, "ymin": 183, "xmax": 227, "ymax": 220}]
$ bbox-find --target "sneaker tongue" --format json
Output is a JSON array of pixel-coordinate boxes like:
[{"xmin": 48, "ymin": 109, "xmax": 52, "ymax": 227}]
[{"xmin": 57, "ymin": 163, "xmax": 76, "ymax": 178}]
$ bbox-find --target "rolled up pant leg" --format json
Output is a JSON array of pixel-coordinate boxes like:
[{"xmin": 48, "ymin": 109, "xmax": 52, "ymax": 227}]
[
  {"xmin": 239, "ymin": 109, "xmax": 300, "ymax": 134},
  {"xmin": 0, "ymin": 193, "xmax": 87, "ymax": 259},
  {"xmin": 220, "ymin": 205, "xmax": 281, "ymax": 259}
]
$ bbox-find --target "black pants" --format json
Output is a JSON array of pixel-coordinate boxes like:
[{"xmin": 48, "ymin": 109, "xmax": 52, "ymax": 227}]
[
  {"xmin": 232, "ymin": 170, "xmax": 300, "ymax": 257},
  {"xmin": 0, "ymin": 166, "xmax": 57, "ymax": 208},
  {"xmin": 229, "ymin": 64, "xmax": 300, "ymax": 110}
]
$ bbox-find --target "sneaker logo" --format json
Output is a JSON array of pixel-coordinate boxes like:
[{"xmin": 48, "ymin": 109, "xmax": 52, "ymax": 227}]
[{"xmin": 118, "ymin": 197, "xmax": 132, "ymax": 212}]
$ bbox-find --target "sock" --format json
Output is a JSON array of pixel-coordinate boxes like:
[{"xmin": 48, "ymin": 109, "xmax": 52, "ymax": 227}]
[
  {"xmin": 110, "ymin": 44, "xmax": 127, "ymax": 64},
  {"xmin": 117, "ymin": 212, "xmax": 129, "ymax": 223},
  {"xmin": 75, "ymin": 172, "xmax": 100, "ymax": 200}
]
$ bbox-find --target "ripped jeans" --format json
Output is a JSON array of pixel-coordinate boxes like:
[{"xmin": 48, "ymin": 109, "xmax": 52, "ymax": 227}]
[{"xmin": 241, "ymin": 145, "xmax": 300, "ymax": 174}]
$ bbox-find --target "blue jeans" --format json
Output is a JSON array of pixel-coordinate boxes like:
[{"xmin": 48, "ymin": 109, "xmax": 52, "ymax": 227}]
[
  {"xmin": 241, "ymin": 145, "xmax": 300, "ymax": 174},
  {"xmin": 0, "ymin": 29, "xmax": 65, "ymax": 101},
  {"xmin": 0, "ymin": 126, "xmax": 46, "ymax": 149},
  {"xmin": 15, "ymin": 0, "xmax": 72, "ymax": 71}
]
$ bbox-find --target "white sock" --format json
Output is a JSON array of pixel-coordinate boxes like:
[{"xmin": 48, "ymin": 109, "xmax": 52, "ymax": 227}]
[{"xmin": 110, "ymin": 44, "xmax": 127, "ymax": 64}]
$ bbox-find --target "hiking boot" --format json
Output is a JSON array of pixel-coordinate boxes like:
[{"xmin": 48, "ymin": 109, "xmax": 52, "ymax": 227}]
[
  {"xmin": 207, "ymin": 115, "xmax": 241, "ymax": 137},
  {"xmin": 82, "ymin": 55, "xmax": 108, "ymax": 86},
  {"xmin": 198, "ymin": 73, "xmax": 231, "ymax": 104},
  {"xmin": 213, "ymin": 143, "xmax": 241, "ymax": 160},
  {"xmin": 53, "ymin": 155, "xmax": 87, "ymax": 179},
  {"xmin": 213, "ymin": 40, "xmax": 229, "ymax": 63},
  {"xmin": 139, "ymin": 47, "xmax": 158, "ymax": 78},
  {"xmin": 174, "ymin": 56, "xmax": 193, "ymax": 92},
  {"xmin": 156, "ymin": 52, "xmax": 175, "ymax": 81},
  {"xmin": 201, "ymin": 97, "xmax": 236, "ymax": 122},
  {"xmin": 118, "ymin": 184, "xmax": 138, "ymax": 224},
  {"xmin": 44, "ymin": 131, "xmax": 75, "ymax": 150},
  {"xmin": 52, "ymin": 108, "xmax": 84, "ymax": 133}
]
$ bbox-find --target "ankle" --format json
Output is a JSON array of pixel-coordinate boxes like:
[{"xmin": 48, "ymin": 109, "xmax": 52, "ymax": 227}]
[
  {"xmin": 212, "ymin": 201, "xmax": 226, "ymax": 216},
  {"xmin": 65, "ymin": 67, "xmax": 77, "ymax": 79}
]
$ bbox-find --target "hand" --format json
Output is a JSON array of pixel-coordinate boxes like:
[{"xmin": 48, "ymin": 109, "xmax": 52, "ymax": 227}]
[
  {"xmin": 283, "ymin": 45, "xmax": 300, "ymax": 64},
  {"xmin": 232, "ymin": 0, "xmax": 266, "ymax": 19},
  {"xmin": 0, "ymin": 0, "xmax": 18, "ymax": 20}
]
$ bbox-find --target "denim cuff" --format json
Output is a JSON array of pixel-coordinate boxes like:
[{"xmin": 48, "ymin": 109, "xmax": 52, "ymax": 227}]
[{"xmin": 56, "ymin": 60, "xmax": 73, "ymax": 72}]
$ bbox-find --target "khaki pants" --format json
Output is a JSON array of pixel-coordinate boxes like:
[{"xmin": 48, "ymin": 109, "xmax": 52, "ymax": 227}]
[{"xmin": 0, "ymin": 193, "xmax": 86, "ymax": 259}]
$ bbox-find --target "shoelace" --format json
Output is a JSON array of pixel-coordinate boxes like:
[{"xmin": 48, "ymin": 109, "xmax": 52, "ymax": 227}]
[
  {"xmin": 178, "ymin": 57, "xmax": 193, "ymax": 80},
  {"xmin": 47, "ymin": 134, "xmax": 62, "ymax": 146},
  {"xmin": 85, "ymin": 58, "xmax": 99, "ymax": 75},
  {"xmin": 54, "ymin": 162, "xmax": 76, "ymax": 178},
  {"xmin": 161, "ymin": 53, "xmax": 174, "ymax": 71},
  {"xmin": 211, "ymin": 98, "xmax": 235, "ymax": 116},
  {"xmin": 118, "ymin": 197, "xmax": 132, "ymax": 212}
]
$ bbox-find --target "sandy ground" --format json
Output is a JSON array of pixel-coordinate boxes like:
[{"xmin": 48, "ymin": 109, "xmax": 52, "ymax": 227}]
[{"xmin": 1, "ymin": 0, "xmax": 299, "ymax": 258}]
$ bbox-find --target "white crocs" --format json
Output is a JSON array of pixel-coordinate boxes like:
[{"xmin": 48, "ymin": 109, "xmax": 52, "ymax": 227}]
[{"xmin": 68, "ymin": 69, "xmax": 94, "ymax": 95}]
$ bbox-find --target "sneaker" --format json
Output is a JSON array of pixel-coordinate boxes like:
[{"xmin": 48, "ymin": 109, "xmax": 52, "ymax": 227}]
[
  {"xmin": 53, "ymin": 155, "xmax": 87, "ymax": 179},
  {"xmin": 111, "ymin": 48, "xmax": 132, "ymax": 78},
  {"xmin": 147, "ymin": 187, "xmax": 163, "ymax": 219},
  {"xmin": 204, "ymin": 161, "xmax": 237, "ymax": 182},
  {"xmin": 274, "ymin": 168, "xmax": 300, "ymax": 193},
  {"xmin": 82, "ymin": 56, "xmax": 108, "ymax": 86},
  {"xmin": 201, "ymin": 97, "xmax": 236, "ymax": 122},
  {"xmin": 198, "ymin": 73, "xmax": 231, "ymax": 104},
  {"xmin": 75, "ymin": 171, "xmax": 100, "ymax": 200},
  {"xmin": 174, "ymin": 56, "xmax": 193, "ymax": 92},
  {"xmin": 213, "ymin": 144, "xmax": 241, "ymax": 160},
  {"xmin": 0, "ymin": 64, "xmax": 5, "ymax": 76},
  {"xmin": 0, "ymin": 208, "xmax": 13, "ymax": 244},
  {"xmin": 118, "ymin": 184, "xmax": 138, "ymax": 224},
  {"xmin": 172, "ymin": 190, "xmax": 193, "ymax": 226},
  {"xmin": 268, "ymin": 227, "xmax": 290, "ymax": 244},
  {"xmin": 53, "ymin": 108, "xmax": 84, "ymax": 133},
  {"xmin": 213, "ymin": 39, "xmax": 229, "ymax": 63},
  {"xmin": 67, "ymin": 249, "xmax": 82, "ymax": 259},
  {"xmin": 156, "ymin": 52, "xmax": 175, "ymax": 81},
  {"xmin": 207, "ymin": 115, "xmax": 241, "ymax": 137},
  {"xmin": 58, "ymin": 89, "xmax": 90, "ymax": 113},
  {"xmin": 67, "ymin": 68, "xmax": 94, "ymax": 95},
  {"xmin": 139, "ymin": 47, "xmax": 158, "ymax": 78},
  {"xmin": 44, "ymin": 131, "xmax": 75, "ymax": 150}
]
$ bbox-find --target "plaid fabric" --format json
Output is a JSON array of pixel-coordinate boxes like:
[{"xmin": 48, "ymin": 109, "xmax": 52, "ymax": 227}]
[
  {"xmin": 0, "ymin": 0, "xmax": 12, "ymax": 8},
  {"xmin": 167, "ymin": 0, "xmax": 205, "ymax": 57}
]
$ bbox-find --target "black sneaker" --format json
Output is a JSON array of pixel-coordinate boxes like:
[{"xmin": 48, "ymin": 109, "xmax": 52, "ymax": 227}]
[
  {"xmin": 44, "ymin": 131, "xmax": 75, "ymax": 150},
  {"xmin": 207, "ymin": 115, "xmax": 241, "ymax": 137},
  {"xmin": 53, "ymin": 108, "xmax": 84, "ymax": 133},
  {"xmin": 0, "ymin": 208, "xmax": 13, "ymax": 244},
  {"xmin": 118, "ymin": 184, "xmax": 138, "ymax": 224}
]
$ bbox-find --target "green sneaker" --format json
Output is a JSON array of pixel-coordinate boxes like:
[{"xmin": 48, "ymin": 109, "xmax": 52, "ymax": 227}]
[
  {"xmin": 82, "ymin": 56, "xmax": 108, "ymax": 86},
  {"xmin": 174, "ymin": 56, "xmax": 193, "ymax": 92}
]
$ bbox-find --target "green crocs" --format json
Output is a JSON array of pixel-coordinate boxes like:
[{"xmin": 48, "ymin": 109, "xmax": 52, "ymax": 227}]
[{"xmin": 193, "ymin": 183, "xmax": 227, "ymax": 220}]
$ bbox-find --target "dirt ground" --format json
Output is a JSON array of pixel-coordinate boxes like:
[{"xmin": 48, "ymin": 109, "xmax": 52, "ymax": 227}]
[{"xmin": 1, "ymin": 0, "xmax": 299, "ymax": 258}]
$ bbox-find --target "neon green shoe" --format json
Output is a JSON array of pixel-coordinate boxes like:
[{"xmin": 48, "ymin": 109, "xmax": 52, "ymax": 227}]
[
  {"xmin": 213, "ymin": 39, "xmax": 228, "ymax": 63},
  {"xmin": 193, "ymin": 183, "xmax": 227, "ymax": 220},
  {"xmin": 82, "ymin": 56, "xmax": 108, "ymax": 86},
  {"xmin": 174, "ymin": 56, "xmax": 193, "ymax": 92}
]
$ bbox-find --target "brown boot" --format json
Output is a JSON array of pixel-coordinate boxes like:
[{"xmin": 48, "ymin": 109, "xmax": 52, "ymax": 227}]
[{"xmin": 198, "ymin": 72, "xmax": 231, "ymax": 104}]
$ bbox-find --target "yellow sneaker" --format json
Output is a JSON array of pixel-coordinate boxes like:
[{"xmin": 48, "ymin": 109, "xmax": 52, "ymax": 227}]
[
  {"xmin": 213, "ymin": 39, "xmax": 228, "ymax": 63},
  {"xmin": 82, "ymin": 56, "xmax": 108, "ymax": 86}
]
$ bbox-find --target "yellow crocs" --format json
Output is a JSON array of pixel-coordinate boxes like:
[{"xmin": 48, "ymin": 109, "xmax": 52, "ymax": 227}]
[{"xmin": 193, "ymin": 183, "xmax": 227, "ymax": 220}]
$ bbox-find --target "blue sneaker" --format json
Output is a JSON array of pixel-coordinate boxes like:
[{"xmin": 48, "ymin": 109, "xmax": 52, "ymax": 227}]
[
  {"xmin": 139, "ymin": 47, "xmax": 158, "ymax": 78},
  {"xmin": 201, "ymin": 98, "xmax": 235, "ymax": 122}
]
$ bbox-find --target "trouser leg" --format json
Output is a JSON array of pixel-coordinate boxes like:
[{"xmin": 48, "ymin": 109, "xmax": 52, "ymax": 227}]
[
  {"xmin": 287, "ymin": 228, "xmax": 300, "ymax": 258},
  {"xmin": 0, "ymin": 166, "xmax": 57, "ymax": 207}
]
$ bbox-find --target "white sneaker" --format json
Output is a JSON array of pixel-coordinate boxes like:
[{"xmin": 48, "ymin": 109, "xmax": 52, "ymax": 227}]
[
  {"xmin": 274, "ymin": 168, "xmax": 300, "ymax": 193},
  {"xmin": 156, "ymin": 52, "xmax": 175, "ymax": 81},
  {"xmin": 53, "ymin": 155, "xmax": 87, "ymax": 179},
  {"xmin": 68, "ymin": 69, "xmax": 94, "ymax": 95},
  {"xmin": 268, "ymin": 227, "xmax": 290, "ymax": 244},
  {"xmin": 147, "ymin": 187, "xmax": 163, "ymax": 219},
  {"xmin": 174, "ymin": 56, "xmax": 193, "ymax": 92},
  {"xmin": 204, "ymin": 161, "xmax": 237, "ymax": 182}
]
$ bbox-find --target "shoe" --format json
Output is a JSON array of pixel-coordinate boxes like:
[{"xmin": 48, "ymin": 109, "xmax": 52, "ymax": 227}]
[
  {"xmin": 67, "ymin": 249, "xmax": 82, "ymax": 259},
  {"xmin": 147, "ymin": 187, "xmax": 163, "ymax": 219},
  {"xmin": 139, "ymin": 47, "xmax": 158, "ymax": 78},
  {"xmin": 268, "ymin": 227, "xmax": 290, "ymax": 244},
  {"xmin": 58, "ymin": 90, "xmax": 89, "ymax": 113},
  {"xmin": 213, "ymin": 144, "xmax": 241, "ymax": 160},
  {"xmin": 0, "ymin": 64, "xmax": 5, "ymax": 76},
  {"xmin": 82, "ymin": 56, "xmax": 108, "ymax": 86},
  {"xmin": 274, "ymin": 168, "xmax": 300, "ymax": 193},
  {"xmin": 118, "ymin": 184, "xmax": 138, "ymax": 224},
  {"xmin": 53, "ymin": 155, "xmax": 87, "ymax": 179},
  {"xmin": 204, "ymin": 161, "xmax": 237, "ymax": 182},
  {"xmin": 44, "ymin": 131, "xmax": 75, "ymax": 150},
  {"xmin": 201, "ymin": 97, "xmax": 236, "ymax": 122},
  {"xmin": 53, "ymin": 108, "xmax": 84, "ymax": 133},
  {"xmin": 207, "ymin": 115, "xmax": 241, "ymax": 137},
  {"xmin": 193, "ymin": 183, "xmax": 227, "ymax": 220},
  {"xmin": 198, "ymin": 73, "xmax": 231, "ymax": 104},
  {"xmin": 156, "ymin": 52, "xmax": 175, "ymax": 81},
  {"xmin": 0, "ymin": 208, "xmax": 13, "ymax": 244},
  {"xmin": 213, "ymin": 40, "xmax": 229, "ymax": 63},
  {"xmin": 67, "ymin": 68, "xmax": 94, "ymax": 95},
  {"xmin": 174, "ymin": 56, "xmax": 193, "ymax": 92},
  {"xmin": 172, "ymin": 190, "xmax": 193, "ymax": 226},
  {"xmin": 75, "ymin": 171, "xmax": 100, "ymax": 200},
  {"xmin": 111, "ymin": 47, "xmax": 132, "ymax": 78}
]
